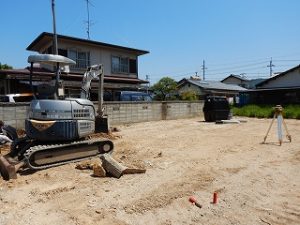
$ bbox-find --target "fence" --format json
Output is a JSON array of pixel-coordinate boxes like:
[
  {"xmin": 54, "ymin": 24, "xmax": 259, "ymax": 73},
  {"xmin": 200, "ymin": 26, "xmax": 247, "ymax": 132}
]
[{"xmin": 0, "ymin": 101, "xmax": 204, "ymax": 129}]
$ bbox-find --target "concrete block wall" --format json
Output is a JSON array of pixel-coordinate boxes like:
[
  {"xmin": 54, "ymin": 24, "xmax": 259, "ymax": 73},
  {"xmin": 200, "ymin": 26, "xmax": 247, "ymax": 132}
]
[
  {"xmin": 0, "ymin": 101, "xmax": 204, "ymax": 129},
  {"xmin": 101, "ymin": 102, "xmax": 165, "ymax": 125},
  {"xmin": 0, "ymin": 103, "xmax": 29, "ymax": 129}
]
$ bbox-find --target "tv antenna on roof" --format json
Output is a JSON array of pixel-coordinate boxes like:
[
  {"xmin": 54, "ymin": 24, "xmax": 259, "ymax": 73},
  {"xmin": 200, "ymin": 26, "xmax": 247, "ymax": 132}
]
[{"xmin": 85, "ymin": 0, "xmax": 95, "ymax": 40}]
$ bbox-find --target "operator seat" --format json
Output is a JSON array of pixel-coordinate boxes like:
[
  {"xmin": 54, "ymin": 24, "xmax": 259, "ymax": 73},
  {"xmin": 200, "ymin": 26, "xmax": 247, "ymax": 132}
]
[{"xmin": 37, "ymin": 83, "xmax": 57, "ymax": 99}]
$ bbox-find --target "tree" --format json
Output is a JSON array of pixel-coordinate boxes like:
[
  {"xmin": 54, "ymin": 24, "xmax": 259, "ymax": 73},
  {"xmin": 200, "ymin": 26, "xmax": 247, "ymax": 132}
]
[
  {"xmin": 0, "ymin": 63, "xmax": 13, "ymax": 70},
  {"xmin": 151, "ymin": 77, "xmax": 178, "ymax": 100}
]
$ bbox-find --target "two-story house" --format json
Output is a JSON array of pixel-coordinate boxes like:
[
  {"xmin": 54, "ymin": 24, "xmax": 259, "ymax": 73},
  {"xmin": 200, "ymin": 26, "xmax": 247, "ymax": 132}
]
[{"xmin": 0, "ymin": 32, "xmax": 149, "ymax": 100}]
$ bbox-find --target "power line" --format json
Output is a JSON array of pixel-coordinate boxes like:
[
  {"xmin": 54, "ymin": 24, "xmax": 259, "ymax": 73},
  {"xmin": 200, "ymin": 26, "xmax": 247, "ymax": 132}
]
[
  {"xmin": 207, "ymin": 61, "xmax": 269, "ymax": 72},
  {"xmin": 273, "ymin": 59, "xmax": 300, "ymax": 62},
  {"xmin": 148, "ymin": 57, "xmax": 299, "ymax": 82},
  {"xmin": 205, "ymin": 65, "xmax": 268, "ymax": 75},
  {"xmin": 207, "ymin": 57, "xmax": 271, "ymax": 67}
]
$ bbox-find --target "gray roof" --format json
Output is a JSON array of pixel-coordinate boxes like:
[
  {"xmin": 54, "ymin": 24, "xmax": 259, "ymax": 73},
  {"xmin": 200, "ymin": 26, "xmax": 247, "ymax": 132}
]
[
  {"xmin": 248, "ymin": 78, "xmax": 266, "ymax": 89},
  {"xmin": 221, "ymin": 74, "xmax": 249, "ymax": 82},
  {"xmin": 181, "ymin": 79, "xmax": 247, "ymax": 91},
  {"xmin": 27, "ymin": 32, "xmax": 149, "ymax": 56}
]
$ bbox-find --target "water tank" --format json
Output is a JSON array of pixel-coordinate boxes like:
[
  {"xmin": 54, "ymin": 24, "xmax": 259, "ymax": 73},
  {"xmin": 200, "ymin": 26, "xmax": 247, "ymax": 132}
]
[{"xmin": 203, "ymin": 96, "xmax": 230, "ymax": 122}]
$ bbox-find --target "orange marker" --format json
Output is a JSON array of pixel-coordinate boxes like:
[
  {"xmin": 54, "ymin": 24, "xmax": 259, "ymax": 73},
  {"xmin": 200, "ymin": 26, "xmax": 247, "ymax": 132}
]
[
  {"xmin": 213, "ymin": 192, "xmax": 218, "ymax": 204},
  {"xmin": 189, "ymin": 196, "xmax": 202, "ymax": 208}
]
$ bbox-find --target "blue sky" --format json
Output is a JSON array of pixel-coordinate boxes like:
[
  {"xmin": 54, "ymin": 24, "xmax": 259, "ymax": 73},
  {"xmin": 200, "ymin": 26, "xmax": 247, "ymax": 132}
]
[{"xmin": 1, "ymin": 0, "xmax": 300, "ymax": 84}]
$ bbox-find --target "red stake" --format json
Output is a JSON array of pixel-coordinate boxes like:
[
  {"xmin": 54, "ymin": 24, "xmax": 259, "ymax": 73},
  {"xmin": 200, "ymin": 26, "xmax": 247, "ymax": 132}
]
[
  {"xmin": 213, "ymin": 192, "xmax": 218, "ymax": 204},
  {"xmin": 189, "ymin": 196, "xmax": 202, "ymax": 208}
]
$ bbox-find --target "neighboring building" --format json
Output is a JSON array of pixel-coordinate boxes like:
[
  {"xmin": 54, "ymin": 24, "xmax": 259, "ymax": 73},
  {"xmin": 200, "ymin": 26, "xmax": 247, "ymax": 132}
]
[
  {"xmin": 221, "ymin": 74, "xmax": 249, "ymax": 88},
  {"xmin": 240, "ymin": 65, "xmax": 300, "ymax": 105},
  {"xmin": 0, "ymin": 32, "xmax": 149, "ymax": 99},
  {"xmin": 177, "ymin": 77, "xmax": 247, "ymax": 101},
  {"xmin": 221, "ymin": 74, "xmax": 265, "ymax": 89}
]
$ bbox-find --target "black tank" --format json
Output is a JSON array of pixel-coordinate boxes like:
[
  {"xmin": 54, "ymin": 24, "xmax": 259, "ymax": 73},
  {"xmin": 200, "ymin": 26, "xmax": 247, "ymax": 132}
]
[{"xmin": 203, "ymin": 96, "xmax": 230, "ymax": 122}]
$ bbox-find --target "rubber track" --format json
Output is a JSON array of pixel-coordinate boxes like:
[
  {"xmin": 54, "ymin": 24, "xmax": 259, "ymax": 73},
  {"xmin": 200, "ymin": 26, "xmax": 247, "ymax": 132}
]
[{"xmin": 23, "ymin": 138, "xmax": 113, "ymax": 170}]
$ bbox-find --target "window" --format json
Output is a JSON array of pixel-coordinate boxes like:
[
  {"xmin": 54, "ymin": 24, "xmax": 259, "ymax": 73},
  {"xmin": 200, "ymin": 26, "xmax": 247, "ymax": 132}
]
[
  {"xmin": 112, "ymin": 56, "xmax": 129, "ymax": 73},
  {"xmin": 0, "ymin": 96, "xmax": 9, "ymax": 102},
  {"xmin": 58, "ymin": 49, "xmax": 67, "ymax": 57},
  {"xmin": 129, "ymin": 59, "xmax": 137, "ymax": 74},
  {"xmin": 68, "ymin": 50, "xmax": 90, "ymax": 69},
  {"xmin": 43, "ymin": 46, "xmax": 67, "ymax": 57},
  {"xmin": 13, "ymin": 95, "xmax": 34, "ymax": 102}
]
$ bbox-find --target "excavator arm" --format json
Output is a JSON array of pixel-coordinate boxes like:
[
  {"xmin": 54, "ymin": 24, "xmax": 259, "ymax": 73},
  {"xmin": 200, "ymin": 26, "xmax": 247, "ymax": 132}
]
[{"xmin": 80, "ymin": 65, "xmax": 103, "ymax": 99}]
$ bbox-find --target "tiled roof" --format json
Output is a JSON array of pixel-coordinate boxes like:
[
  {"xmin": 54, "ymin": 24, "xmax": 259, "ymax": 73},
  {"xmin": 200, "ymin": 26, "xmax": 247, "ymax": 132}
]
[
  {"xmin": 27, "ymin": 32, "xmax": 149, "ymax": 56},
  {"xmin": 179, "ymin": 79, "xmax": 247, "ymax": 91},
  {"xmin": 0, "ymin": 68, "xmax": 148, "ymax": 84},
  {"xmin": 221, "ymin": 74, "xmax": 249, "ymax": 82}
]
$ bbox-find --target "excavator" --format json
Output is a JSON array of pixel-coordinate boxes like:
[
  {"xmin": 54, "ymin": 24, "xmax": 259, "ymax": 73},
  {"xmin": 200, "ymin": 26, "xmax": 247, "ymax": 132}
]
[{"xmin": 0, "ymin": 54, "xmax": 114, "ymax": 180}]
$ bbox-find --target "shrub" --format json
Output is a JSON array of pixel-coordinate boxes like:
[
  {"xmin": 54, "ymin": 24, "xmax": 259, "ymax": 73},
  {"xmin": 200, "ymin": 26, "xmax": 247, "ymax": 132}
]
[
  {"xmin": 231, "ymin": 104, "xmax": 300, "ymax": 119},
  {"xmin": 180, "ymin": 91, "xmax": 198, "ymax": 101}
]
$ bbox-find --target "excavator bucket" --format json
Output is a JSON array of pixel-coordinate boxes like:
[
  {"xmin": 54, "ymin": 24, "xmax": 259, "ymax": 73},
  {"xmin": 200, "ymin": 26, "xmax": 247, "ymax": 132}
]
[{"xmin": 0, "ymin": 156, "xmax": 18, "ymax": 180}]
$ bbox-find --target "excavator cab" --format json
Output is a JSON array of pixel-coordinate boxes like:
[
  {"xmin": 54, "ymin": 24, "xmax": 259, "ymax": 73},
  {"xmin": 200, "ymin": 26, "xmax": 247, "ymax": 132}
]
[{"xmin": 27, "ymin": 54, "xmax": 76, "ymax": 99}]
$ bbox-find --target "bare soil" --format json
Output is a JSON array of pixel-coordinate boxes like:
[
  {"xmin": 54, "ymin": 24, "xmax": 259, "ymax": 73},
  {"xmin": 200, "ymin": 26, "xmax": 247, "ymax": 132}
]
[{"xmin": 0, "ymin": 117, "xmax": 299, "ymax": 225}]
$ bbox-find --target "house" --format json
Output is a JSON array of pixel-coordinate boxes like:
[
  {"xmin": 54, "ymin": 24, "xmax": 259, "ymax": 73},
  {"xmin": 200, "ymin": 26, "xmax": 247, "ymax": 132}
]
[
  {"xmin": 177, "ymin": 77, "xmax": 247, "ymax": 101},
  {"xmin": 0, "ymin": 32, "xmax": 149, "ymax": 99},
  {"xmin": 221, "ymin": 74, "xmax": 265, "ymax": 89},
  {"xmin": 239, "ymin": 65, "xmax": 300, "ymax": 105}
]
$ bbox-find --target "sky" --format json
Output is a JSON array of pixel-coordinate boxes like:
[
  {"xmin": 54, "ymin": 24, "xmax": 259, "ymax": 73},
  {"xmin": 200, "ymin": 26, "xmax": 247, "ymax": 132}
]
[{"xmin": 1, "ymin": 0, "xmax": 300, "ymax": 84}]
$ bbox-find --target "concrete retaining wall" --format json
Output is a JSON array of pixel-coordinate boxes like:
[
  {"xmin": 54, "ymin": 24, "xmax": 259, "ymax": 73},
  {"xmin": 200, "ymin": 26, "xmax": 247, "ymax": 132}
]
[{"xmin": 0, "ymin": 101, "xmax": 204, "ymax": 129}]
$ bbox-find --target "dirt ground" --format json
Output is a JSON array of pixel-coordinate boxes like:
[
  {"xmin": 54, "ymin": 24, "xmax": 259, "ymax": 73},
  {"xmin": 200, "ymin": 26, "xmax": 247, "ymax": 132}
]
[{"xmin": 0, "ymin": 117, "xmax": 299, "ymax": 225}]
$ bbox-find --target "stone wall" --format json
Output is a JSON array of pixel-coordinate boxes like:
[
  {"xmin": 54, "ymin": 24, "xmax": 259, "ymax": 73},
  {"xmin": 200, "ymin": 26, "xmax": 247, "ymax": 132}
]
[{"xmin": 0, "ymin": 101, "xmax": 204, "ymax": 129}]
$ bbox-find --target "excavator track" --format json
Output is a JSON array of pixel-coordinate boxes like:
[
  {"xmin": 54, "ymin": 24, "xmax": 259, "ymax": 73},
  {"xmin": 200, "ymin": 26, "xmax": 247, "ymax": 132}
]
[
  {"xmin": 24, "ymin": 138, "xmax": 113, "ymax": 170},
  {"xmin": 0, "ymin": 138, "xmax": 113, "ymax": 180}
]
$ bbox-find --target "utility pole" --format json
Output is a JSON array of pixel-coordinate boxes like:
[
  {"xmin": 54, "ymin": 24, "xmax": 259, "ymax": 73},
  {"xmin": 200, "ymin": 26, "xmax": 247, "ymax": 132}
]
[
  {"xmin": 146, "ymin": 75, "xmax": 150, "ymax": 93},
  {"xmin": 51, "ymin": 0, "xmax": 58, "ymax": 55},
  {"xmin": 202, "ymin": 60, "xmax": 207, "ymax": 80},
  {"xmin": 267, "ymin": 57, "xmax": 275, "ymax": 77},
  {"xmin": 51, "ymin": 0, "xmax": 60, "ymax": 99}
]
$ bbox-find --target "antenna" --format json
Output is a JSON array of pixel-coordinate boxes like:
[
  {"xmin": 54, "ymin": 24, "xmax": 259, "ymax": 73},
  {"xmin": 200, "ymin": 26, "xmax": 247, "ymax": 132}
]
[{"xmin": 85, "ymin": 0, "xmax": 94, "ymax": 39}]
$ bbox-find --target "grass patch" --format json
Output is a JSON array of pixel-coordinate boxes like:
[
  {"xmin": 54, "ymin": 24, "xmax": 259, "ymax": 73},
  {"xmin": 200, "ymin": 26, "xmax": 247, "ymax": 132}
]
[{"xmin": 231, "ymin": 104, "xmax": 300, "ymax": 119}]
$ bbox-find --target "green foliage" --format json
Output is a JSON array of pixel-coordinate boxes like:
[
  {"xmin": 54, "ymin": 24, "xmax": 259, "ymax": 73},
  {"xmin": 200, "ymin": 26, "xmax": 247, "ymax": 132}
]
[
  {"xmin": 0, "ymin": 62, "xmax": 13, "ymax": 69},
  {"xmin": 232, "ymin": 104, "xmax": 300, "ymax": 119},
  {"xmin": 180, "ymin": 91, "xmax": 198, "ymax": 101},
  {"xmin": 151, "ymin": 77, "xmax": 178, "ymax": 101}
]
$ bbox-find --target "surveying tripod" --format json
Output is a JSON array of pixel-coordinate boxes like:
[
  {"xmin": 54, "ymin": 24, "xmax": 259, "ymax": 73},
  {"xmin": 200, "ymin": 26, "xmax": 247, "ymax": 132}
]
[{"xmin": 263, "ymin": 105, "xmax": 291, "ymax": 145}]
